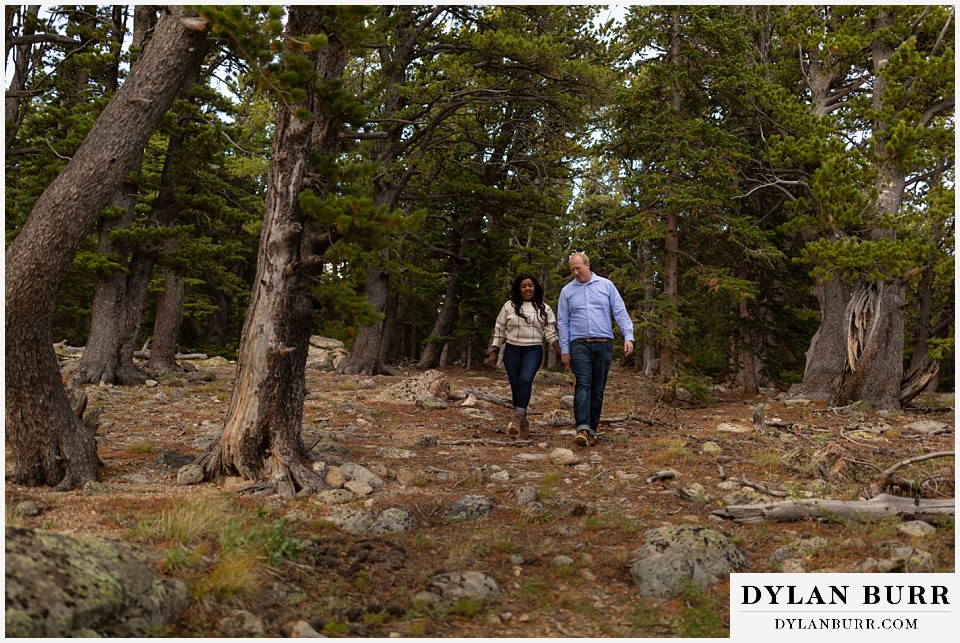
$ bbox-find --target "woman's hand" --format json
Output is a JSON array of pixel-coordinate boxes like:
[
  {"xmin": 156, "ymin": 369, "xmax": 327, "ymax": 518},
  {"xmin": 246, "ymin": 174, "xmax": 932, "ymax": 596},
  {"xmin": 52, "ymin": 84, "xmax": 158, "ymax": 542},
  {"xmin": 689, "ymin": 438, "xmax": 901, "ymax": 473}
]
[{"xmin": 487, "ymin": 350, "xmax": 497, "ymax": 367}]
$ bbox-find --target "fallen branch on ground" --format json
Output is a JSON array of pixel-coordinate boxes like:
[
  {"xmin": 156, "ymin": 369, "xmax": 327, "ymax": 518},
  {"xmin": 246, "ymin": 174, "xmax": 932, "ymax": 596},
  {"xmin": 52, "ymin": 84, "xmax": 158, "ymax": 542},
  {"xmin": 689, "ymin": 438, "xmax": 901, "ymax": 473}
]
[{"xmin": 712, "ymin": 493, "xmax": 954, "ymax": 524}]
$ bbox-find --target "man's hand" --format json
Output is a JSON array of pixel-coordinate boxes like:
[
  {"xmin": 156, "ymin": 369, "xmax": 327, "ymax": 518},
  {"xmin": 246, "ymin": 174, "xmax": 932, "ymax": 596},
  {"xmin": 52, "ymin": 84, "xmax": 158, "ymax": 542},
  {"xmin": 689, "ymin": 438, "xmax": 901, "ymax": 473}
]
[
  {"xmin": 561, "ymin": 353, "xmax": 571, "ymax": 368},
  {"xmin": 624, "ymin": 340, "xmax": 634, "ymax": 357}
]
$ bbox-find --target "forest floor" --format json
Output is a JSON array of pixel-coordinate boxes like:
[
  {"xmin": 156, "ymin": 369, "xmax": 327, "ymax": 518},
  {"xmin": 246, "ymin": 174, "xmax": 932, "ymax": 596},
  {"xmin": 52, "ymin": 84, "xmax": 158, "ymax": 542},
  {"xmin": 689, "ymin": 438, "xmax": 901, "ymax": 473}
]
[{"xmin": 4, "ymin": 361, "xmax": 956, "ymax": 638}]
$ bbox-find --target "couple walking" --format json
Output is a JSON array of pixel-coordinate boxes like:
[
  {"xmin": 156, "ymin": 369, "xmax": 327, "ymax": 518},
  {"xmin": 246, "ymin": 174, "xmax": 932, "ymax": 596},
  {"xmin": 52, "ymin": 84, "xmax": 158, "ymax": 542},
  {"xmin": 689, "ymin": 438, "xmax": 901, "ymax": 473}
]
[{"xmin": 487, "ymin": 252, "xmax": 634, "ymax": 446}]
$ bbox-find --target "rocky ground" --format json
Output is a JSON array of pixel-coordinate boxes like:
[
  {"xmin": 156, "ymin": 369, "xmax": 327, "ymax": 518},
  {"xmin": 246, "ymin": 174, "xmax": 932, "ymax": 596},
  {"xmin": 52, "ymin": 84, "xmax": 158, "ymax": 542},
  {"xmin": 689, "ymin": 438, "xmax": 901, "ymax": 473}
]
[{"xmin": 5, "ymin": 357, "xmax": 956, "ymax": 637}]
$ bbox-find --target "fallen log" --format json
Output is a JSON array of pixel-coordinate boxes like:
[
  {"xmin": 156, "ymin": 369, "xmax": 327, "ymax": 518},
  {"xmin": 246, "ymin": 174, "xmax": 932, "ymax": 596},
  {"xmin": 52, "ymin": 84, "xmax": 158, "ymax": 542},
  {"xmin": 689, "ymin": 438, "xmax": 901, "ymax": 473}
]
[{"xmin": 712, "ymin": 493, "xmax": 954, "ymax": 524}]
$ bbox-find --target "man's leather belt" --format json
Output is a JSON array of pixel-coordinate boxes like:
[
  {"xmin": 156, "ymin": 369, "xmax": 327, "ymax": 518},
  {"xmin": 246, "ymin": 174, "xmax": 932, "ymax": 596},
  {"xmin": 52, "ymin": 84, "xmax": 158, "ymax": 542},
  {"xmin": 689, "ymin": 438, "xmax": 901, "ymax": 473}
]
[{"xmin": 573, "ymin": 338, "xmax": 611, "ymax": 343}]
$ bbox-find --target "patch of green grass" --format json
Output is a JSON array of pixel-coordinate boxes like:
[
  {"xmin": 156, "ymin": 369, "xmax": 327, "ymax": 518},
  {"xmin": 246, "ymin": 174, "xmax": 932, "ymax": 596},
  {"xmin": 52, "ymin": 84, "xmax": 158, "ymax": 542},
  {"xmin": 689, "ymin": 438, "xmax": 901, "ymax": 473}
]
[
  {"xmin": 538, "ymin": 471, "xmax": 561, "ymax": 498},
  {"xmin": 673, "ymin": 581, "xmax": 728, "ymax": 637},
  {"xmin": 127, "ymin": 442, "xmax": 156, "ymax": 454},
  {"xmin": 518, "ymin": 577, "xmax": 554, "ymax": 610},
  {"xmin": 322, "ymin": 621, "xmax": 350, "ymax": 637},
  {"xmin": 754, "ymin": 448, "xmax": 783, "ymax": 474},
  {"xmin": 494, "ymin": 540, "xmax": 518, "ymax": 553},
  {"xmin": 134, "ymin": 497, "xmax": 228, "ymax": 546},
  {"xmin": 361, "ymin": 610, "xmax": 389, "ymax": 626},
  {"xmin": 628, "ymin": 602, "xmax": 663, "ymax": 631},
  {"xmin": 648, "ymin": 437, "xmax": 692, "ymax": 465},
  {"xmin": 448, "ymin": 598, "xmax": 485, "ymax": 617},
  {"xmin": 191, "ymin": 551, "xmax": 262, "ymax": 602},
  {"xmin": 610, "ymin": 433, "xmax": 630, "ymax": 444},
  {"xmin": 353, "ymin": 570, "xmax": 372, "ymax": 593}
]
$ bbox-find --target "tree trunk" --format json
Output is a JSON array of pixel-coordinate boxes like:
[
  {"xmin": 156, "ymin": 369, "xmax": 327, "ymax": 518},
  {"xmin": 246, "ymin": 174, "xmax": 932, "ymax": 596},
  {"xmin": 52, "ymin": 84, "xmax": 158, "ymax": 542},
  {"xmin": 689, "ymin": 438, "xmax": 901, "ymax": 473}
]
[
  {"xmin": 149, "ymin": 256, "xmax": 186, "ymax": 372},
  {"xmin": 202, "ymin": 6, "xmax": 349, "ymax": 494},
  {"xmin": 5, "ymin": 6, "xmax": 208, "ymax": 489},
  {"xmin": 68, "ymin": 183, "xmax": 137, "ymax": 387},
  {"xmin": 737, "ymin": 295, "xmax": 759, "ymax": 395},
  {"xmin": 789, "ymin": 276, "xmax": 850, "ymax": 400},
  {"xmin": 5, "ymin": 5, "xmax": 40, "ymax": 149},
  {"xmin": 418, "ymin": 269, "xmax": 461, "ymax": 368},
  {"xmin": 69, "ymin": 14, "xmax": 208, "ymax": 387},
  {"xmin": 658, "ymin": 11, "xmax": 682, "ymax": 382},
  {"xmin": 337, "ymin": 263, "xmax": 390, "ymax": 375}
]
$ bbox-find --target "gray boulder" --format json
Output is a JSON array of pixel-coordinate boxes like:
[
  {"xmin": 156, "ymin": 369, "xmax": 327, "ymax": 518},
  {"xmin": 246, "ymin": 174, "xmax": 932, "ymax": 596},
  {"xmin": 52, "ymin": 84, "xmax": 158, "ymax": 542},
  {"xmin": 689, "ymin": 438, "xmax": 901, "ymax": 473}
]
[
  {"xmin": 628, "ymin": 525, "xmax": 748, "ymax": 601},
  {"xmin": 427, "ymin": 571, "xmax": 503, "ymax": 603},
  {"xmin": 326, "ymin": 507, "xmax": 416, "ymax": 535},
  {"xmin": 5, "ymin": 527, "xmax": 188, "ymax": 637},
  {"xmin": 446, "ymin": 495, "xmax": 496, "ymax": 521}
]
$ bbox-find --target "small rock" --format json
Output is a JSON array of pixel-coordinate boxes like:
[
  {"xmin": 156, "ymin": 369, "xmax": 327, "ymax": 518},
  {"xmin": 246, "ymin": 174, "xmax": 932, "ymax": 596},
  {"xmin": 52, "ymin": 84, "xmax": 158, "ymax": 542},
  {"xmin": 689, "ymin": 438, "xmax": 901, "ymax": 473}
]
[
  {"xmin": 396, "ymin": 466, "xmax": 418, "ymax": 487},
  {"xmin": 581, "ymin": 570, "xmax": 596, "ymax": 581},
  {"xmin": 412, "ymin": 591, "xmax": 441, "ymax": 607},
  {"xmin": 461, "ymin": 394, "xmax": 478, "ymax": 408},
  {"xmin": 428, "ymin": 571, "xmax": 503, "ymax": 603},
  {"xmin": 16, "ymin": 500, "xmax": 40, "ymax": 517},
  {"xmin": 417, "ymin": 435, "xmax": 438, "ymax": 448},
  {"xmin": 416, "ymin": 397, "xmax": 448, "ymax": 410},
  {"xmin": 378, "ymin": 447, "xmax": 416, "ymax": 459},
  {"xmin": 489, "ymin": 470, "xmax": 510, "ymax": 482},
  {"xmin": 509, "ymin": 554, "xmax": 525, "ymax": 565},
  {"xmin": 121, "ymin": 473, "xmax": 151, "ymax": 484},
  {"xmin": 461, "ymin": 407, "xmax": 496, "ymax": 421},
  {"xmin": 897, "ymin": 521, "xmax": 937, "ymax": 538},
  {"xmin": 446, "ymin": 495, "xmax": 496, "ymax": 521},
  {"xmin": 82, "ymin": 481, "xmax": 110, "ymax": 495},
  {"xmin": 560, "ymin": 395, "xmax": 575, "ymax": 410},
  {"xmin": 677, "ymin": 483, "xmax": 710, "ymax": 503},
  {"xmin": 516, "ymin": 486, "xmax": 538, "ymax": 506},
  {"xmin": 716, "ymin": 423, "xmax": 751, "ymax": 433},
  {"xmin": 903, "ymin": 420, "xmax": 951, "ymax": 434},
  {"xmin": 701, "ymin": 441, "xmax": 722, "ymax": 455},
  {"xmin": 553, "ymin": 555, "xmax": 575, "ymax": 567},
  {"xmin": 780, "ymin": 559, "xmax": 806, "ymax": 573},
  {"xmin": 144, "ymin": 380, "xmax": 159, "ymax": 387},
  {"xmin": 176, "ymin": 464, "xmax": 204, "ymax": 485},
  {"xmin": 517, "ymin": 614, "xmax": 531, "ymax": 623},
  {"xmin": 287, "ymin": 620, "xmax": 325, "ymax": 638},
  {"xmin": 549, "ymin": 448, "xmax": 578, "ymax": 466},
  {"xmin": 325, "ymin": 466, "xmax": 346, "ymax": 489},
  {"xmin": 344, "ymin": 479, "xmax": 374, "ymax": 497},
  {"xmin": 513, "ymin": 453, "xmax": 547, "ymax": 462},
  {"xmin": 219, "ymin": 610, "xmax": 264, "ymax": 637},
  {"xmin": 784, "ymin": 398, "xmax": 812, "ymax": 407},
  {"xmin": 313, "ymin": 489, "xmax": 355, "ymax": 505}
]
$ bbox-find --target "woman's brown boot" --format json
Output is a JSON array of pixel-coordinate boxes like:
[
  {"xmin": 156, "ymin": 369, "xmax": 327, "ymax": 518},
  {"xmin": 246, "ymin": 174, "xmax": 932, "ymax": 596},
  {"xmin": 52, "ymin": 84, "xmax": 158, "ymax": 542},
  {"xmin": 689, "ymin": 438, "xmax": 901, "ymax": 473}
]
[{"xmin": 518, "ymin": 415, "xmax": 529, "ymax": 440}]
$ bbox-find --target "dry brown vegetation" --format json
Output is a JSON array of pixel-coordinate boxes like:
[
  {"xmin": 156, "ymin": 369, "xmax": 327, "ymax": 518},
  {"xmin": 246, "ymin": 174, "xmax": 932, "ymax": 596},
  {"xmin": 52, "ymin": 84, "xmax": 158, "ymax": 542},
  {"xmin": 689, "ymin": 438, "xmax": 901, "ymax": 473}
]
[{"xmin": 5, "ymin": 363, "xmax": 955, "ymax": 637}]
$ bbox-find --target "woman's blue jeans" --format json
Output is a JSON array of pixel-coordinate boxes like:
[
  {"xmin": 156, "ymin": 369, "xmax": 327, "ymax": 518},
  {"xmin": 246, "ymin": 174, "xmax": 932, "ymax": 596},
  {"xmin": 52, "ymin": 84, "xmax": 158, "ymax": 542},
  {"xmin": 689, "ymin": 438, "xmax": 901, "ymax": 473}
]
[
  {"xmin": 569, "ymin": 340, "xmax": 612, "ymax": 434},
  {"xmin": 502, "ymin": 343, "xmax": 543, "ymax": 412}
]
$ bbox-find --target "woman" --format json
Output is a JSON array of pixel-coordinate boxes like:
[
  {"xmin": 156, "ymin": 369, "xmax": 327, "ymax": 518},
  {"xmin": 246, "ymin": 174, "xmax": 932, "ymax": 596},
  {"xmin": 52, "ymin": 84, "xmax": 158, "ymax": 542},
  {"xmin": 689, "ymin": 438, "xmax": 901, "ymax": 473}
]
[{"xmin": 488, "ymin": 274, "xmax": 562, "ymax": 439}]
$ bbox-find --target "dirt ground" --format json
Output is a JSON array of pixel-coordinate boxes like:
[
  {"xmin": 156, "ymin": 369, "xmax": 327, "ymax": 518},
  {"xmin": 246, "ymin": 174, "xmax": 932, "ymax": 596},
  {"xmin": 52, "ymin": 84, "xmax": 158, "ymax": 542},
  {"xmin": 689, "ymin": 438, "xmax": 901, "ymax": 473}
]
[{"xmin": 5, "ymin": 362, "xmax": 956, "ymax": 637}]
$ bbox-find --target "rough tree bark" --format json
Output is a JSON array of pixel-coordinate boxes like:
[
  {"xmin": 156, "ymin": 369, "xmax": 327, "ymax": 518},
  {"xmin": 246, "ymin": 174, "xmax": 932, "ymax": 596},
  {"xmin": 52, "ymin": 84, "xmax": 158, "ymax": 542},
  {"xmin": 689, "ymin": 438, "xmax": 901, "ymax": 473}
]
[
  {"xmin": 69, "ymin": 11, "xmax": 207, "ymax": 387},
  {"xmin": 658, "ymin": 10, "xmax": 682, "ymax": 382},
  {"xmin": 5, "ymin": 6, "xmax": 208, "ymax": 489},
  {"xmin": 148, "ymin": 251, "xmax": 186, "ymax": 372},
  {"xmin": 201, "ymin": 6, "xmax": 349, "ymax": 495}
]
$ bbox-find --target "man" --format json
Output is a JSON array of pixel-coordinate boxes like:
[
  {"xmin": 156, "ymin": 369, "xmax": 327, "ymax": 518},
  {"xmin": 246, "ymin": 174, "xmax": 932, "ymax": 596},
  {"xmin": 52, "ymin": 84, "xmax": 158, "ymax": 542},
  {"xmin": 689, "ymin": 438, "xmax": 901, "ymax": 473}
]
[{"xmin": 557, "ymin": 252, "xmax": 634, "ymax": 447}]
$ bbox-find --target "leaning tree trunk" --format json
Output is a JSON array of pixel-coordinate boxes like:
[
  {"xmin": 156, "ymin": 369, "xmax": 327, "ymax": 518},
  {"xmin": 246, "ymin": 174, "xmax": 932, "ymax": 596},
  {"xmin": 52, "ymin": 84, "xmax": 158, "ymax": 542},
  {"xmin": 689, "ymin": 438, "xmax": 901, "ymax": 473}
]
[
  {"xmin": 4, "ymin": 6, "xmax": 207, "ymax": 489},
  {"xmin": 418, "ymin": 268, "xmax": 462, "ymax": 368},
  {"xmin": 149, "ymin": 256, "xmax": 186, "ymax": 372},
  {"xmin": 337, "ymin": 262, "xmax": 390, "ymax": 375},
  {"xmin": 788, "ymin": 275, "xmax": 851, "ymax": 400},
  {"xmin": 68, "ymin": 182, "xmax": 138, "ymax": 387},
  {"xmin": 201, "ymin": 6, "xmax": 347, "ymax": 495}
]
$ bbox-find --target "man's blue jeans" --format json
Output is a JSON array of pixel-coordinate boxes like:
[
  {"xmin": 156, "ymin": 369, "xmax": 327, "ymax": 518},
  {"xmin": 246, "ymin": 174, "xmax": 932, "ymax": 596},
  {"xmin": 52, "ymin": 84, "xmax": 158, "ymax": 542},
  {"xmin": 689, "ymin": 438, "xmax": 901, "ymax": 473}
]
[
  {"xmin": 502, "ymin": 343, "xmax": 543, "ymax": 411},
  {"xmin": 569, "ymin": 340, "xmax": 612, "ymax": 434}
]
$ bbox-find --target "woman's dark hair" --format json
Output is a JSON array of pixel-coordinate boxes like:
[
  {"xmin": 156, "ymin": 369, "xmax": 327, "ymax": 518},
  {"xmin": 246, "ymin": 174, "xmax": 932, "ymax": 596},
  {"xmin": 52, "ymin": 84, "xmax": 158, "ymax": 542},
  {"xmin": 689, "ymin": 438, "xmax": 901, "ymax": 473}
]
[{"xmin": 509, "ymin": 273, "xmax": 549, "ymax": 324}]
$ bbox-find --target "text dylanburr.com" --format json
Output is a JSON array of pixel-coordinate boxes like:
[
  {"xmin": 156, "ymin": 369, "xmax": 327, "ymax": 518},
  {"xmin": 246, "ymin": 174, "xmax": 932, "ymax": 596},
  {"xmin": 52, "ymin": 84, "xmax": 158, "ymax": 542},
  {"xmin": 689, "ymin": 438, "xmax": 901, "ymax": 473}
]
[{"xmin": 730, "ymin": 573, "xmax": 957, "ymax": 641}]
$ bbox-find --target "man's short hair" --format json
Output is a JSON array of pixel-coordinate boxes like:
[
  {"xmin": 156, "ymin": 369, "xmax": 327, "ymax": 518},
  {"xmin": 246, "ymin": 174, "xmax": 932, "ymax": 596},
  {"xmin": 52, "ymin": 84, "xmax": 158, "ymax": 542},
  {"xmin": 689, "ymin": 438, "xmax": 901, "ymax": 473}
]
[{"xmin": 569, "ymin": 252, "xmax": 590, "ymax": 265}]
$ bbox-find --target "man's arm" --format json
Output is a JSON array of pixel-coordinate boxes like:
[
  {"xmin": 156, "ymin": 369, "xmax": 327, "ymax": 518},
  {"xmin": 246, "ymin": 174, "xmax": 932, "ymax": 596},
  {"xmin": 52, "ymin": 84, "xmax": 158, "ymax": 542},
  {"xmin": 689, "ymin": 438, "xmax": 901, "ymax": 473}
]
[
  {"xmin": 557, "ymin": 288, "xmax": 571, "ymax": 367},
  {"xmin": 608, "ymin": 282, "xmax": 634, "ymax": 351}
]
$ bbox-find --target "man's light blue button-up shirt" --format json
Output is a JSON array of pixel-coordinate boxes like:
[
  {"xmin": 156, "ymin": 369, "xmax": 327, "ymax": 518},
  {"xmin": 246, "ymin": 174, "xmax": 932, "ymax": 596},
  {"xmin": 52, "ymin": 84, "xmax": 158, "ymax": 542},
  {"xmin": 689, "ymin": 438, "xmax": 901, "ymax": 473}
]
[{"xmin": 557, "ymin": 273, "xmax": 634, "ymax": 354}]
